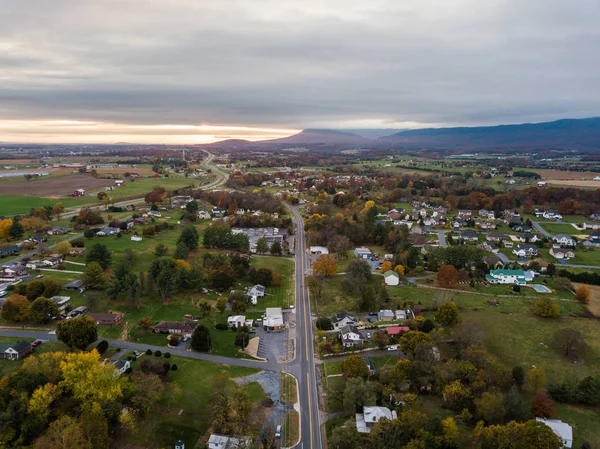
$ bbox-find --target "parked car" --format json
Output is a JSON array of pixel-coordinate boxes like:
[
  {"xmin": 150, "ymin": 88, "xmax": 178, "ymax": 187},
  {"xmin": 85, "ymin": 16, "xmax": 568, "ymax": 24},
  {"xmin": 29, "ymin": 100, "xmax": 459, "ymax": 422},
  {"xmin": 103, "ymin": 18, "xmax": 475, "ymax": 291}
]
[
  {"xmin": 387, "ymin": 345, "xmax": 398, "ymax": 351},
  {"xmin": 133, "ymin": 350, "xmax": 141, "ymax": 357},
  {"xmin": 249, "ymin": 328, "xmax": 257, "ymax": 335},
  {"xmin": 275, "ymin": 425, "xmax": 281, "ymax": 439},
  {"xmin": 32, "ymin": 340, "xmax": 43, "ymax": 349}
]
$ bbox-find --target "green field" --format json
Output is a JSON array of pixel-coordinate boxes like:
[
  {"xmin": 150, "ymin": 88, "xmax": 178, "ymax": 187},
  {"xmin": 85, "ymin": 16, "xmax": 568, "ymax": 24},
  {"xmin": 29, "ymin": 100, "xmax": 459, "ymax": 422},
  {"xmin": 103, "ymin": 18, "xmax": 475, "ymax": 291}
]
[{"xmin": 0, "ymin": 195, "xmax": 55, "ymax": 215}]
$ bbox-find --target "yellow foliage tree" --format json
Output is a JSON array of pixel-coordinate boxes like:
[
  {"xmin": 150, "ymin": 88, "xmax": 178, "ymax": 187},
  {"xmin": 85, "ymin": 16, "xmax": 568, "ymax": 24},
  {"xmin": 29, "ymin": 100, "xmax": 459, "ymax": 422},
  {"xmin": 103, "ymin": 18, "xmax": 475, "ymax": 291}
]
[
  {"xmin": 380, "ymin": 261, "xmax": 392, "ymax": 272},
  {"xmin": 59, "ymin": 350, "xmax": 125, "ymax": 408},
  {"xmin": 440, "ymin": 417, "xmax": 459, "ymax": 447},
  {"xmin": 0, "ymin": 218, "xmax": 12, "ymax": 240},
  {"xmin": 527, "ymin": 367, "xmax": 546, "ymax": 392},
  {"xmin": 174, "ymin": 259, "xmax": 191, "ymax": 271},
  {"xmin": 394, "ymin": 265, "xmax": 405, "ymax": 276},
  {"xmin": 575, "ymin": 285, "xmax": 591, "ymax": 303},
  {"xmin": 312, "ymin": 254, "xmax": 337, "ymax": 277},
  {"xmin": 20, "ymin": 216, "xmax": 42, "ymax": 231},
  {"xmin": 55, "ymin": 241, "xmax": 72, "ymax": 256},
  {"xmin": 29, "ymin": 383, "xmax": 59, "ymax": 423}
]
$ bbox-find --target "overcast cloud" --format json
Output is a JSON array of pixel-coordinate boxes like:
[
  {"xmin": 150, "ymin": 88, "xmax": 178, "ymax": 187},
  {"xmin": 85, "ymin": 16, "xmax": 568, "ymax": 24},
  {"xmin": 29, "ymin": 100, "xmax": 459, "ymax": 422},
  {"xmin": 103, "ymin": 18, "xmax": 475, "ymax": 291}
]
[{"xmin": 1, "ymin": 0, "xmax": 599, "ymax": 143}]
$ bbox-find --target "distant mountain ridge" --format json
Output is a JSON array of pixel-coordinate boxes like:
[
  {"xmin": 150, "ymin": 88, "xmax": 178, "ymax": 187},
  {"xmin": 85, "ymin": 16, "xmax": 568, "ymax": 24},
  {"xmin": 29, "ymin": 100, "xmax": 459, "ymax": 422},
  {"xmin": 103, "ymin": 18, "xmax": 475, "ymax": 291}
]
[{"xmin": 378, "ymin": 117, "xmax": 600, "ymax": 150}]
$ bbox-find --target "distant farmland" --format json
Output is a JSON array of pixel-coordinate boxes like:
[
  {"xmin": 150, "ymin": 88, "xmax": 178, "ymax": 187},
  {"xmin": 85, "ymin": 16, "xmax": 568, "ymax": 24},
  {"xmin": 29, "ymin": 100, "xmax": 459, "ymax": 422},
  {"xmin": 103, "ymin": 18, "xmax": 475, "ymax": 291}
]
[
  {"xmin": 532, "ymin": 169, "xmax": 600, "ymax": 180},
  {"xmin": 0, "ymin": 195, "xmax": 55, "ymax": 216},
  {"xmin": 0, "ymin": 173, "xmax": 114, "ymax": 197}
]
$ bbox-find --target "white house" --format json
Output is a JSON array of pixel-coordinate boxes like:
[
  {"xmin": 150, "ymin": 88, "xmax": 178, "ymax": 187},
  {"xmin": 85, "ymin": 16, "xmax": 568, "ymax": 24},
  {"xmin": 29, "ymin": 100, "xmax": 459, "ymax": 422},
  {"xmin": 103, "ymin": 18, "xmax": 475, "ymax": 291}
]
[
  {"xmin": 553, "ymin": 234, "xmax": 576, "ymax": 247},
  {"xmin": 197, "ymin": 210, "xmax": 211, "ymax": 220},
  {"xmin": 395, "ymin": 310, "xmax": 407, "ymax": 320},
  {"xmin": 331, "ymin": 312, "xmax": 359, "ymax": 330},
  {"xmin": 340, "ymin": 325, "xmax": 363, "ymax": 348},
  {"xmin": 536, "ymin": 418, "xmax": 573, "ymax": 448},
  {"xmin": 356, "ymin": 406, "xmax": 398, "ymax": 433},
  {"xmin": 383, "ymin": 270, "xmax": 399, "ymax": 286},
  {"xmin": 486, "ymin": 269, "xmax": 527, "ymax": 285},
  {"xmin": 227, "ymin": 315, "xmax": 246, "ymax": 328},
  {"xmin": 550, "ymin": 246, "xmax": 575, "ymax": 260},
  {"xmin": 113, "ymin": 359, "xmax": 131, "ymax": 375},
  {"xmin": 247, "ymin": 284, "xmax": 265, "ymax": 297},
  {"xmin": 131, "ymin": 235, "xmax": 142, "ymax": 242},
  {"xmin": 378, "ymin": 310, "xmax": 395, "ymax": 321},
  {"xmin": 208, "ymin": 434, "xmax": 250, "ymax": 449}
]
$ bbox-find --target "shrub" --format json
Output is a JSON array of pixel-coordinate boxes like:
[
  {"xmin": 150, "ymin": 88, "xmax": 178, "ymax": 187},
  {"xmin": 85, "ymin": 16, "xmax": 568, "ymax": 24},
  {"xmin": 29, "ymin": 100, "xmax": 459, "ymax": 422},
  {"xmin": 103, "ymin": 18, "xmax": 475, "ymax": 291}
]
[
  {"xmin": 154, "ymin": 350, "xmax": 162, "ymax": 357},
  {"xmin": 146, "ymin": 349, "xmax": 152, "ymax": 355},
  {"xmin": 96, "ymin": 340, "xmax": 109, "ymax": 355},
  {"xmin": 316, "ymin": 317, "xmax": 333, "ymax": 331},
  {"xmin": 215, "ymin": 323, "xmax": 229, "ymax": 331},
  {"xmin": 125, "ymin": 367, "xmax": 133, "ymax": 374},
  {"xmin": 163, "ymin": 362, "xmax": 171, "ymax": 371},
  {"xmin": 164, "ymin": 352, "xmax": 171, "ymax": 358},
  {"xmin": 171, "ymin": 364, "xmax": 178, "ymax": 371}
]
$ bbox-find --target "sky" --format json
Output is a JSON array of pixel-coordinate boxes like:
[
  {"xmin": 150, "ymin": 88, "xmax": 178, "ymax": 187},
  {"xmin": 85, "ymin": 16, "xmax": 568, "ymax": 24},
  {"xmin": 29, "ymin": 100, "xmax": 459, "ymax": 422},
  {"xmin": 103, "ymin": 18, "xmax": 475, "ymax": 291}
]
[{"xmin": 1, "ymin": 0, "xmax": 599, "ymax": 144}]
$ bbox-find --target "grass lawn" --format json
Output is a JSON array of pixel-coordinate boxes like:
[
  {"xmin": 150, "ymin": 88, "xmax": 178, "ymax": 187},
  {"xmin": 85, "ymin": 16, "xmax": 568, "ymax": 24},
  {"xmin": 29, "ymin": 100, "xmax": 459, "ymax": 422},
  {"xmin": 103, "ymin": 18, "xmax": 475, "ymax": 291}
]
[
  {"xmin": 282, "ymin": 410, "xmax": 299, "ymax": 447},
  {"xmin": 251, "ymin": 256, "xmax": 295, "ymax": 309},
  {"xmin": 555, "ymin": 402, "xmax": 600, "ymax": 448},
  {"xmin": 0, "ymin": 195, "xmax": 55, "ymax": 215},
  {"xmin": 126, "ymin": 354, "xmax": 260, "ymax": 448},
  {"xmin": 0, "ymin": 339, "xmax": 68, "ymax": 377},
  {"xmin": 280, "ymin": 372, "xmax": 298, "ymax": 403},
  {"xmin": 570, "ymin": 249, "xmax": 600, "ymax": 266},
  {"xmin": 540, "ymin": 223, "xmax": 589, "ymax": 236}
]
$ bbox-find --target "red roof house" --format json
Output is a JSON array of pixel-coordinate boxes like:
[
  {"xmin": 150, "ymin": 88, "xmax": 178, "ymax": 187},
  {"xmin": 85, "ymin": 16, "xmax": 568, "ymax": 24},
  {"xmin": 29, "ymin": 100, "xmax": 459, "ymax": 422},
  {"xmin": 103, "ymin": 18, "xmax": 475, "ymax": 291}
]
[{"xmin": 386, "ymin": 326, "xmax": 410, "ymax": 336}]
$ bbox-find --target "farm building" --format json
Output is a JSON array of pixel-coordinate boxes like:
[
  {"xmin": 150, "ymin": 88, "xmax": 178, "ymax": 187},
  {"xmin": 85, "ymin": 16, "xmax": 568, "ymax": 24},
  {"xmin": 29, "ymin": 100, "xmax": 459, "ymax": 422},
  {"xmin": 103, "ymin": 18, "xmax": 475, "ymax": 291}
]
[{"xmin": 486, "ymin": 269, "xmax": 527, "ymax": 285}]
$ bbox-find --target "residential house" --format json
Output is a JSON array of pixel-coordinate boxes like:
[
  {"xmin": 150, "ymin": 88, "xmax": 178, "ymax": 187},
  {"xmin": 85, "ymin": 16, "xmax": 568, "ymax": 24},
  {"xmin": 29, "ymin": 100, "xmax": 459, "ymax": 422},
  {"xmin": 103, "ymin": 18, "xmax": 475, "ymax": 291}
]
[
  {"xmin": 457, "ymin": 210, "xmax": 472, "ymax": 218},
  {"xmin": 73, "ymin": 188, "xmax": 85, "ymax": 196},
  {"xmin": 68, "ymin": 247, "xmax": 86, "ymax": 256},
  {"xmin": 1, "ymin": 263, "xmax": 27, "ymax": 278},
  {"xmin": 114, "ymin": 180, "xmax": 124, "ymax": 186},
  {"xmin": 64, "ymin": 280, "xmax": 85, "ymax": 292},
  {"xmin": 383, "ymin": 271, "xmax": 399, "ymax": 286},
  {"xmin": 114, "ymin": 360, "xmax": 131, "ymax": 375},
  {"xmin": 410, "ymin": 225, "xmax": 424, "ymax": 235},
  {"xmin": 478, "ymin": 242, "xmax": 499, "ymax": 253},
  {"xmin": 486, "ymin": 232, "xmax": 507, "ymax": 243},
  {"xmin": 340, "ymin": 324, "xmax": 363, "ymax": 347},
  {"xmin": 407, "ymin": 234, "xmax": 426, "ymax": 248},
  {"xmin": 87, "ymin": 312, "xmax": 123, "ymax": 326},
  {"xmin": 497, "ymin": 253, "xmax": 511, "ymax": 266},
  {"xmin": 591, "ymin": 231, "xmax": 600, "ymax": 245},
  {"xmin": 208, "ymin": 435, "xmax": 250, "ymax": 449},
  {"xmin": 365, "ymin": 358, "xmax": 376, "ymax": 376},
  {"xmin": 460, "ymin": 229, "xmax": 479, "ymax": 242},
  {"xmin": 227, "ymin": 315, "xmax": 246, "ymax": 328},
  {"xmin": 247, "ymin": 284, "xmax": 265, "ymax": 297},
  {"xmin": 0, "ymin": 245, "xmax": 19, "ymax": 258},
  {"xmin": 503, "ymin": 241, "xmax": 514, "ymax": 248},
  {"xmin": 513, "ymin": 243, "xmax": 538, "ymax": 257},
  {"xmin": 309, "ymin": 246, "xmax": 329, "ymax": 255},
  {"xmin": 480, "ymin": 221, "xmax": 497, "ymax": 230},
  {"xmin": 512, "ymin": 224, "xmax": 532, "ymax": 233},
  {"xmin": 486, "ymin": 269, "xmax": 527, "ymax": 285},
  {"xmin": 50, "ymin": 296, "xmax": 71, "ymax": 314},
  {"xmin": 483, "ymin": 255, "xmax": 504, "ymax": 269},
  {"xmin": 0, "ymin": 341, "xmax": 32, "ymax": 360},
  {"xmin": 519, "ymin": 232, "xmax": 539, "ymax": 243},
  {"xmin": 263, "ymin": 307, "xmax": 284, "ymax": 332},
  {"xmin": 171, "ymin": 195, "xmax": 193, "ymax": 205},
  {"xmin": 47, "ymin": 226, "xmax": 70, "ymax": 235},
  {"xmin": 505, "ymin": 178, "xmax": 516, "ymax": 185},
  {"xmin": 331, "ymin": 312, "xmax": 359, "ymax": 330},
  {"xmin": 378, "ymin": 310, "xmax": 395, "ymax": 321},
  {"xmin": 553, "ymin": 234, "xmax": 576, "ymax": 247},
  {"xmin": 386, "ymin": 325, "xmax": 410, "ymax": 337},
  {"xmin": 197, "ymin": 210, "xmax": 211, "ymax": 220},
  {"xmin": 479, "ymin": 209, "xmax": 495, "ymax": 219},
  {"xmin": 356, "ymin": 407, "xmax": 398, "ymax": 433},
  {"xmin": 354, "ymin": 247, "xmax": 372, "ymax": 259},
  {"xmin": 535, "ymin": 418, "xmax": 573, "ymax": 448},
  {"xmin": 543, "ymin": 211, "xmax": 562, "ymax": 220},
  {"xmin": 153, "ymin": 321, "xmax": 198, "ymax": 339},
  {"xmin": 550, "ymin": 246, "xmax": 575, "ymax": 260}
]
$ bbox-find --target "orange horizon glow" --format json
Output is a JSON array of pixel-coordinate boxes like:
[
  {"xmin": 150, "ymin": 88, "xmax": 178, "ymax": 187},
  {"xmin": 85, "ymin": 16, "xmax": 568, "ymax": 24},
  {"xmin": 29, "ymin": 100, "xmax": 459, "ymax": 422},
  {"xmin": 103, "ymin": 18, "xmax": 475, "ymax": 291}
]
[{"xmin": 0, "ymin": 120, "xmax": 301, "ymax": 145}]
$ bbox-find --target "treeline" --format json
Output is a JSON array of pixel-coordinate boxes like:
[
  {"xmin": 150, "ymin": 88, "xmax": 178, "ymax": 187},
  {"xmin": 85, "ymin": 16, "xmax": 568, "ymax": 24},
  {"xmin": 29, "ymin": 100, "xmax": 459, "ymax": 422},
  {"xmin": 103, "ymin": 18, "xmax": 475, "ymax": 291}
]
[
  {"xmin": 197, "ymin": 190, "xmax": 284, "ymax": 214},
  {"xmin": 203, "ymin": 222, "xmax": 250, "ymax": 252},
  {"xmin": 557, "ymin": 269, "xmax": 600, "ymax": 286}
]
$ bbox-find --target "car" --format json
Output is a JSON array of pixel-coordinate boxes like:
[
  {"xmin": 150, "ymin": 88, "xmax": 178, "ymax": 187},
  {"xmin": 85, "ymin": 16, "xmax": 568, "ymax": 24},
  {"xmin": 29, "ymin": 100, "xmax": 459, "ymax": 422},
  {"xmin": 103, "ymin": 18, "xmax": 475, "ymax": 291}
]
[
  {"xmin": 275, "ymin": 425, "xmax": 281, "ymax": 439},
  {"xmin": 249, "ymin": 328, "xmax": 257, "ymax": 335},
  {"xmin": 387, "ymin": 345, "xmax": 398, "ymax": 351},
  {"xmin": 32, "ymin": 340, "xmax": 43, "ymax": 348},
  {"xmin": 133, "ymin": 350, "xmax": 141, "ymax": 357}
]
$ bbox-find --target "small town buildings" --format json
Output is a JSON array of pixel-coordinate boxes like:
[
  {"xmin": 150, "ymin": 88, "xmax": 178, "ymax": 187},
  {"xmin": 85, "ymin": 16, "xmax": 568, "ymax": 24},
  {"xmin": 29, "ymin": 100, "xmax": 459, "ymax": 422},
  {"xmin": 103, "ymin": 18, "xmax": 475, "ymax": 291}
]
[
  {"xmin": 550, "ymin": 246, "xmax": 575, "ymax": 260},
  {"xmin": 114, "ymin": 180, "xmax": 124, "ymax": 186},
  {"xmin": 478, "ymin": 242, "xmax": 499, "ymax": 253},
  {"xmin": 407, "ymin": 234, "xmax": 426, "ymax": 248},
  {"xmin": 131, "ymin": 235, "xmax": 143, "ymax": 242},
  {"xmin": 386, "ymin": 326, "xmax": 410, "ymax": 336},
  {"xmin": 263, "ymin": 307, "xmax": 284, "ymax": 332},
  {"xmin": 340, "ymin": 324, "xmax": 363, "ymax": 347},
  {"xmin": 553, "ymin": 234, "xmax": 576, "ymax": 247},
  {"xmin": 64, "ymin": 280, "xmax": 85, "ymax": 292},
  {"xmin": 0, "ymin": 341, "xmax": 32, "ymax": 360},
  {"xmin": 208, "ymin": 435, "xmax": 250, "ymax": 449},
  {"xmin": 535, "ymin": 418, "xmax": 573, "ymax": 448},
  {"xmin": 331, "ymin": 311, "xmax": 359, "ymax": 330},
  {"xmin": 460, "ymin": 230, "xmax": 479, "ymax": 242},
  {"xmin": 47, "ymin": 226, "xmax": 70, "ymax": 235},
  {"xmin": 354, "ymin": 247, "xmax": 372, "ymax": 259},
  {"xmin": 68, "ymin": 247, "xmax": 86, "ymax": 256},
  {"xmin": 153, "ymin": 321, "xmax": 198, "ymax": 339},
  {"xmin": 0, "ymin": 245, "xmax": 19, "ymax": 258},
  {"xmin": 519, "ymin": 232, "xmax": 539, "ymax": 243},
  {"xmin": 197, "ymin": 210, "xmax": 211, "ymax": 220},
  {"xmin": 513, "ymin": 243, "xmax": 538, "ymax": 257},
  {"xmin": 247, "ymin": 284, "xmax": 265, "ymax": 298},
  {"xmin": 378, "ymin": 310, "xmax": 395, "ymax": 321},
  {"xmin": 73, "ymin": 188, "xmax": 85, "ymax": 196},
  {"xmin": 87, "ymin": 312, "xmax": 124, "ymax": 326},
  {"xmin": 383, "ymin": 270, "xmax": 400, "ymax": 286},
  {"xmin": 50, "ymin": 296, "xmax": 71, "ymax": 314},
  {"xmin": 1, "ymin": 263, "xmax": 27, "ymax": 278},
  {"xmin": 486, "ymin": 269, "xmax": 527, "ymax": 285},
  {"xmin": 356, "ymin": 406, "xmax": 398, "ymax": 433},
  {"xmin": 309, "ymin": 246, "xmax": 329, "ymax": 255},
  {"xmin": 227, "ymin": 315, "xmax": 246, "ymax": 328},
  {"xmin": 114, "ymin": 359, "xmax": 131, "ymax": 375}
]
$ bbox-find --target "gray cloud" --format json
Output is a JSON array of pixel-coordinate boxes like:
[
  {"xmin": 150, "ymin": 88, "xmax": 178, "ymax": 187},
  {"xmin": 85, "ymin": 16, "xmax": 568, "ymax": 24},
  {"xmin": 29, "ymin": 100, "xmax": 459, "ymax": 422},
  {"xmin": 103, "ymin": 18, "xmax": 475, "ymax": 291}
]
[{"xmin": 1, "ymin": 0, "xmax": 600, "ymax": 133}]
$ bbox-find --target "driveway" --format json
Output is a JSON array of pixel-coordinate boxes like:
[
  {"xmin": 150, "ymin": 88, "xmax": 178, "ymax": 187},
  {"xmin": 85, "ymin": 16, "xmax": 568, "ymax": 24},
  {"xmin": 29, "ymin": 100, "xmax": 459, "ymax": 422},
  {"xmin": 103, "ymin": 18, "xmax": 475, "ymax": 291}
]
[{"xmin": 437, "ymin": 230, "xmax": 449, "ymax": 248}]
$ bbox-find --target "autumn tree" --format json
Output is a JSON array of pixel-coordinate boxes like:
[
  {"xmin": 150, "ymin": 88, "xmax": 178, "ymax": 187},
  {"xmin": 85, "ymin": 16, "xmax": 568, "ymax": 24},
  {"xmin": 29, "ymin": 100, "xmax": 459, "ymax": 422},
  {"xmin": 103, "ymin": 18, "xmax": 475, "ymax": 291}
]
[
  {"xmin": 342, "ymin": 355, "xmax": 369, "ymax": 379},
  {"xmin": 531, "ymin": 391, "xmax": 555, "ymax": 418},
  {"xmin": 435, "ymin": 301, "xmax": 459, "ymax": 327},
  {"xmin": 56, "ymin": 316, "xmax": 98, "ymax": 350},
  {"xmin": 83, "ymin": 262, "xmax": 105, "ymax": 290},
  {"xmin": 52, "ymin": 202, "xmax": 65, "ymax": 220},
  {"xmin": 55, "ymin": 241, "xmax": 73, "ymax": 256},
  {"xmin": 34, "ymin": 415, "xmax": 90, "ymax": 449},
  {"xmin": 473, "ymin": 420, "xmax": 561, "ymax": 448},
  {"xmin": 0, "ymin": 218, "xmax": 12, "ymax": 240},
  {"xmin": 394, "ymin": 264, "xmax": 405, "ymax": 276},
  {"xmin": 437, "ymin": 264, "xmax": 459, "ymax": 287},
  {"xmin": 527, "ymin": 367, "xmax": 547, "ymax": 392},
  {"xmin": 474, "ymin": 391, "xmax": 505, "ymax": 424},
  {"xmin": 575, "ymin": 285, "xmax": 591, "ymax": 303},
  {"xmin": 400, "ymin": 331, "xmax": 432, "ymax": 356},
  {"xmin": 380, "ymin": 261, "xmax": 392, "ymax": 272},
  {"xmin": 533, "ymin": 297, "xmax": 560, "ymax": 318},
  {"xmin": 1, "ymin": 294, "xmax": 31, "ymax": 322},
  {"xmin": 312, "ymin": 254, "xmax": 337, "ymax": 277}
]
